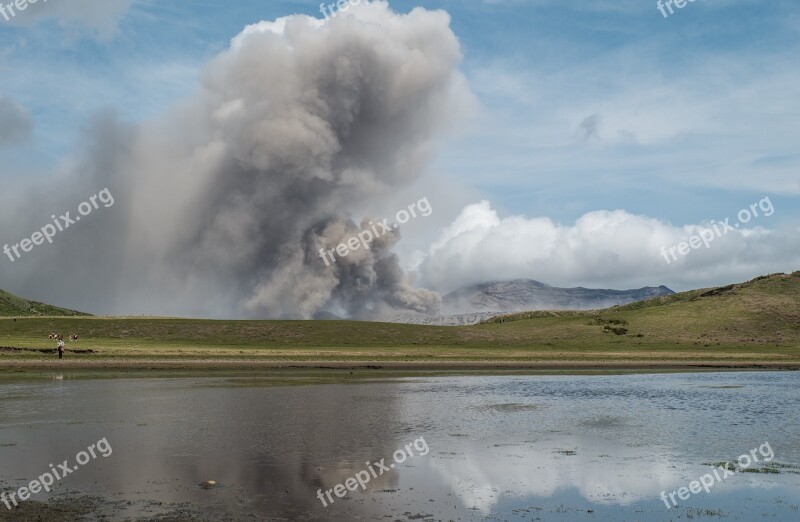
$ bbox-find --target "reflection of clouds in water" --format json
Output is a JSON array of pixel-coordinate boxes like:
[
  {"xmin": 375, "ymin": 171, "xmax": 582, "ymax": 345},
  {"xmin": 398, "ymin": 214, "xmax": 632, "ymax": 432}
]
[
  {"xmin": 432, "ymin": 438, "xmax": 682, "ymax": 514},
  {"xmin": 391, "ymin": 373, "xmax": 800, "ymax": 517},
  {"xmin": 429, "ymin": 437, "xmax": 800, "ymax": 515},
  {"xmin": 4, "ymin": 374, "xmax": 800, "ymax": 519}
]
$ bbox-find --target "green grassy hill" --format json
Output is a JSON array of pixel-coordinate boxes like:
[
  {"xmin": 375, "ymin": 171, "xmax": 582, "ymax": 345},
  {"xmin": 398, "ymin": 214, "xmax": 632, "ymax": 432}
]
[
  {"xmin": 0, "ymin": 289, "xmax": 90, "ymax": 317},
  {"xmin": 0, "ymin": 272, "xmax": 797, "ymax": 365},
  {"xmin": 487, "ymin": 271, "xmax": 800, "ymax": 347}
]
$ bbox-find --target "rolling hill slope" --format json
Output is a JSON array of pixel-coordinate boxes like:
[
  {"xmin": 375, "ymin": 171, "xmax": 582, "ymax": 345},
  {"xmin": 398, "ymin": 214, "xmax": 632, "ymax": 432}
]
[
  {"xmin": 0, "ymin": 273, "xmax": 797, "ymax": 365},
  {"xmin": 484, "ymin": 272, "xmax": 800, "ymax": 347},
  {"xmin": 0, "ymin": 289, "xmax": 90, "ymax": 317}
]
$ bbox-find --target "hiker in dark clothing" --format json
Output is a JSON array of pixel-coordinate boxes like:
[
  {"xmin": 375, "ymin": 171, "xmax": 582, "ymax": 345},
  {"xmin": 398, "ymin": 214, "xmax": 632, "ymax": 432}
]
[{"xmin": 57, "ymin": 336, "xmax": 65, "ymax": 360}]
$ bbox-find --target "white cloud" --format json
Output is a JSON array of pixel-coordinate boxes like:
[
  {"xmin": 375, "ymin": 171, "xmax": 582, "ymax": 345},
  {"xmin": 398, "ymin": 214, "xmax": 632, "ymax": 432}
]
[{"xmin": 416, "ymin": 201, "xmax": 800, "ymax": 293}]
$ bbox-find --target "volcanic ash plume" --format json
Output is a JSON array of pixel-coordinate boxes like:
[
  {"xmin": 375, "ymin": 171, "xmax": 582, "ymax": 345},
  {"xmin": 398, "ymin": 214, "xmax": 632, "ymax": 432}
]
[{"xmin": 2, "ymin": 2, "xmax": 470, "ymax": 319}]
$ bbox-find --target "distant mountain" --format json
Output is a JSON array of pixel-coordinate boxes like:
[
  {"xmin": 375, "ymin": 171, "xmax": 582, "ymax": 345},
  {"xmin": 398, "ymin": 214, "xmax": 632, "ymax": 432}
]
[
  {"xmin": 443, "ymin": 279, "xmax": 674, "ymax": 315},
  {"xmin": 0, "ymin": 289, "xmax": 90, "ymax": 317},
  {"xmin": 376, "ymin": 279, "xmax": 675, "ymax": 325}
]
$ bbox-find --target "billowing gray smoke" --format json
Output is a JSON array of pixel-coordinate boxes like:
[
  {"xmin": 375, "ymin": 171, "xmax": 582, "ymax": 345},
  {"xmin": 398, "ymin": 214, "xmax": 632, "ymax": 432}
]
[{"xmin": 0, "ymin": 2, "xmax": 470, "ymax": 319}]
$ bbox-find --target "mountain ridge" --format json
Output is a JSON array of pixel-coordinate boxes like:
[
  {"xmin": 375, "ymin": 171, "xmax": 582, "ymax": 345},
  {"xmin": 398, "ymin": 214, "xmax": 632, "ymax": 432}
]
[{"xmin": 443, "ymin": 279, "xmax": 674, "ymax": 315}]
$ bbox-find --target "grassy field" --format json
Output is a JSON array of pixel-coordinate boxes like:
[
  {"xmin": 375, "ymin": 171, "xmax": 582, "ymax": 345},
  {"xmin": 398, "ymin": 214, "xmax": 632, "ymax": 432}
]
[{"xmin": 0, "ymin": 272, "xmax": 798, "ymax": 369}]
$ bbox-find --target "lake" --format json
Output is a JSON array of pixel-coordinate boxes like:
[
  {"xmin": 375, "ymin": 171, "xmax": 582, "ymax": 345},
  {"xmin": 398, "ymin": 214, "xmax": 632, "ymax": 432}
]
[{"xmin": 0, "ymin": 370, "xmax": 798, "ymax": 520}]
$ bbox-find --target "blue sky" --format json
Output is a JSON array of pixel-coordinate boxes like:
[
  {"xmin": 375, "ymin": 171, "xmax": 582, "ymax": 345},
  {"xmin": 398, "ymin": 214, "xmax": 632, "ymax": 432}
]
[
  {"xmin": 2, "ymin": 0, "xmax": 798, "ymax": 225},
  {"xmin": 0, "ymin": 0, "xmax": 798, "ymax": 314}
]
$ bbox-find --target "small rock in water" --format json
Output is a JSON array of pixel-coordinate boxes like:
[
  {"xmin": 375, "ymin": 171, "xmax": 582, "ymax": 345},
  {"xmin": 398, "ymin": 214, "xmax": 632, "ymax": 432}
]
[{"xmin": 199, "ymin": 480, "xmax": 218, "ymax": 489}]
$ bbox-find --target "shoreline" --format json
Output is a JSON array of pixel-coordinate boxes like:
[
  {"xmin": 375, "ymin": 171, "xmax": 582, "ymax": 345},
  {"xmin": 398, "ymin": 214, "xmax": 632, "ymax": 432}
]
[{"xmin": 1, "ymin": 359, "xmax": 799, "ymax": 371}]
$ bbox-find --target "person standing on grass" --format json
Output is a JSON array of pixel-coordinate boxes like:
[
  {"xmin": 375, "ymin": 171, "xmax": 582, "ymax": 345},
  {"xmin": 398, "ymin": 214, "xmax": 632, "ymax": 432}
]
[{"xmin": 57, "ymin": 335, "xmax": 65, "ymax": 360}]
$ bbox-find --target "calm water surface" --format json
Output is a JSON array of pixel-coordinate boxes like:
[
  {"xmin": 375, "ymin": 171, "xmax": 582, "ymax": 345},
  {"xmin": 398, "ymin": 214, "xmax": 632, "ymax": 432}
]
[{"xmin": 0, "ymin": 371, "xmax": 798, "ymax": 521}]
